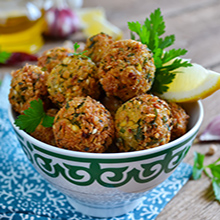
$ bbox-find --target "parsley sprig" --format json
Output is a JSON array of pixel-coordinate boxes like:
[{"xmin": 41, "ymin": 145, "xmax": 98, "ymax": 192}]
[
  {"xmin": 193, "ymin": 151, "xmax": 220, "ymax": 202},
  {"xmin": 128, "ymin": 8, "xmax": 192, "ymax": 94},
  {"xmin": 14, "ymin": 99, "xmax": 54, "ymax": 133},
  {"xmin": 71, "ymin": 43, "xmax": 90, "ymax": 59}
]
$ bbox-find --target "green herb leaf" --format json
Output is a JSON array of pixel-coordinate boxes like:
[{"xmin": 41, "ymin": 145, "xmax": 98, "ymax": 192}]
[
  {"xmin": 0, "ymin": 51, "xmax": 11, "ymax": 64},
  {"xmin": 209, "ymin": 164, "xmax": 220, "ymax": 180},
  {"xmin": 212, "ymin": 179, "xmax": 220, "ymax": 202},
  {"xmin": 14, "ymin": 99, "xmax": 54, "ymax": 133},
  {"xmin": 161, "ymin": 49, "xmax": 188, "ymax": 64},
  {"xmin": 74, "ymin": 42, "xmax": 80, "ymax": 51},
  {"xmin": 128, "ymin": 8, "xmax": 192, "ymax": 94},
  {"xmin": 42, "ymin": 114, "xmax": 54, "ymax": 128},
  {"xmin": 71, "ymin": 42, "xmax": 90, "ymax": 59},
  {"xmin": 159, "ymin": 35, "xmax": 175, "ymax": 50},
  {"xmin": 192, "ymin": 151, "xmax": 205, "ymax": 180},
  {"xmin": 193, "ymin": 151, "xmax": 220, "ymax": 202}
]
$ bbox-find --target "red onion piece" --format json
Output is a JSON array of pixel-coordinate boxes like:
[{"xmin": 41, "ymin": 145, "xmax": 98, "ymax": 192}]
[{"xmin": 199, "ymin": 114, "xmax": 220, "ymax": 141}]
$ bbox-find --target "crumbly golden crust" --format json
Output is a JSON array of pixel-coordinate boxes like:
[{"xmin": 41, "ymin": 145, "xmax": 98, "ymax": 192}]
[
  {"xmin": 98, "ymin": 39, "xmax": 155, "ymax": 101},
  {"xmin": 47, "ymin": 55, "xmax": 100, "ymax": 107},
  {"xmin": 83, "ymin": 32, "xmax": 114, "ymax": 66},
  {"xmin": 168, "ymin": 102, "xmax": 189, "ymax": 140},
  {"xmin": 115, "ymin": 94, "xmax": 173, "ymax": 152},
  {"xmin": 9, "ymin": 64, "xmax": 48, "ymax": 114},
  {"xmin": 53, "ymin": 96, "xmax": 115, "ymax": 153},
  {"xmin": 38, "ymin": 47, "xmax": 73, "ymax": 72}
]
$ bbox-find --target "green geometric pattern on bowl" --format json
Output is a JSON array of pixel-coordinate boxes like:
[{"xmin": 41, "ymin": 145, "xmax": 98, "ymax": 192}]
[{"xmin": 14, "ymin": 128, "xmax": 197, "ymax": 188}]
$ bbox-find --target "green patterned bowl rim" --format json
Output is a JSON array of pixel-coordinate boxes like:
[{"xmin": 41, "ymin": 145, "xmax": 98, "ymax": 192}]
[{"xmin": 8, "ymin": 101, "xmax": 203, "ymax": 160}]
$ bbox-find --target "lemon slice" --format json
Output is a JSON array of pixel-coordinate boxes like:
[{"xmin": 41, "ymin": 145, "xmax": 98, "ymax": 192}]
[
  {"xmin": 76, "ymin": 7, "xmax": 123, "ymax": 40},
  {"xmin": 159, "ymin": 63, "xmax": 220, "ymax": 102},
  {"xmin": 76, "ymin": 7, "xmax": 106, "ymax": 26},
  {"xmin": 82, "ymin": 17, "xmax": 123, "ymax": 40}
]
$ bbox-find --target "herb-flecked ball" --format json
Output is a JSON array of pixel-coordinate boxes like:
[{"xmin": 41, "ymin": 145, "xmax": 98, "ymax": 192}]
[
  {"xmin": 53, "ymin": 96, "xmax": 115, "ymax": 153},
  {"xmin": 38, "ymin": 47, "xmax": 73, "ymax": 72},
  {"xmin": 168, "ymin": 102, "xmax": 189, "ymax": 140},
  {"xmin": 9, "ymin": 64, "xmax": 48, "ymax": 114},
  {"xmin": 115, "ymin": 94, "xmax": 173, "ymax": 152},
  {"xmin": 47, "ymin": 55, "xmax": 100, "ymax": 107},
  {"xmin": 98, "ymin": 39, "xmax": 155, "ymax": 101},
  {"xmin": 83, "ymin": 32, "xmax": 114, "ymax": 66}
]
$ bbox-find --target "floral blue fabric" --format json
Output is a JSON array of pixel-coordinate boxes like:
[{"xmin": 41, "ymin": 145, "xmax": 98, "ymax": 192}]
[{"xmin": 0, "ymin": 75, "xmax": 192, "ymax": 220}]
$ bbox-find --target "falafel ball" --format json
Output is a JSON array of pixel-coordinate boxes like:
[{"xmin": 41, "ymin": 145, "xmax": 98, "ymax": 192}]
[
  {"xmin": 9, "ymin": 64, "xmax": 48, "ymax": 114},
  {"xmin": 168, "ymin": 102, "xmax": 189, "ymax": 140},
  {"xmin": 98, "ymin": 39, "xmax": 155, "ymax": 101},
  {"xmin": 53, "ymin": 96, "xmax": 115, "ymax": 153},
  {"xmin": 47, "ymin": 55, "xmax": 100, "ymax": 107},
  {"xmin": 83, "ymin": 32, "xmax": 114, "ymax": 66},
  {"xmin": 115, "ymin": 94, "xmax": 173, "ymax": 152},
  {"xmin": 38, "ymin": 47, "xmax": 73, "ymax": 72},
  {"xmin": 30, "ymin": 108, "xmax": 58, "ymax": 146}
]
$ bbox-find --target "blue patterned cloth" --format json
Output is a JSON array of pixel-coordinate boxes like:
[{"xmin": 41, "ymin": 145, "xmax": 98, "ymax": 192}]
[{"xmin": 0, "ymin": 75, "xmax": 192, "ymax": 220}]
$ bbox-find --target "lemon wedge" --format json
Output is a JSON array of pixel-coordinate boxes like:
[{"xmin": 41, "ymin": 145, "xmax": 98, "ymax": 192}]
[
  {"xmin": 159, "ymin": 63, "xmax": 220, "ymax": 102},
  {"xmin": 76, "ymin": 7, "xmax": 123, "ymax": 40},
  {"xmin": 76, "ymin": 7, "xmax": 106, "ymax": 25}
]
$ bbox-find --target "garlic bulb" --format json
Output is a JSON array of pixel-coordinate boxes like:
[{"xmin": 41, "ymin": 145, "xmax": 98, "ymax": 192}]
[
  {"xmin": 44, "ymin": 0, "xmax": 79, "ymax": 38},
  {"xmin": 199, "ymin": 114, "xmax": 220, "ymax": 141}
]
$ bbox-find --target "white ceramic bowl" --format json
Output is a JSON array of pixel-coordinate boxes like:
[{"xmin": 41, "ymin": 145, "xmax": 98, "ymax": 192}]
[{"xmin": 8, "ymin": 101, "xmax": 203, "ymax": 218}]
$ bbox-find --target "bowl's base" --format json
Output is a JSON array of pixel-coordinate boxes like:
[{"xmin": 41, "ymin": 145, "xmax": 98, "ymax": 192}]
[{"xmin": 67, "ymin": 197, "xmax": 144, "ymax": 218}]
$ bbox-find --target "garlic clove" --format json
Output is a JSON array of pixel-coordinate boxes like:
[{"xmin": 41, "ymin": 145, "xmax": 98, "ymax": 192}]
[
  {"xmin": 199, "ymin": 114, "xmax": 220, "ymax": 141},
  {"xmin": 44, "ymin": 1, "xmax": 80, "ymax": 38}
]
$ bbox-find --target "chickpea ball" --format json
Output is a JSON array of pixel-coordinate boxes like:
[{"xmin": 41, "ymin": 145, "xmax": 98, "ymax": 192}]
[
  {"xmin": 115, "ymin": 94, "xmax": 173, "ymax": 152},
  {"xmin": 9, "ymin": 64, "xmax": 48, "ymax": 114},
  {"xmin": 98, "ymin": 39, "xmax": 155, "ymax": 101},
  {"xmin": 83, "ymin": 32, "xmax": 114, "ymax": 66},
  {"xmin": 38, "ymin": 47, "xmax": 73, "ymax": 72},
  {"xmin": 168, "ymin": 102, "xmax": 189, "ymax": 140},
  {"xmin": 47, "ymin": 55, "xmax": 100, "ymax": 107},
  {"xmin": 53, "ymin": 96, "xmax": 115, "ymax": 153}
]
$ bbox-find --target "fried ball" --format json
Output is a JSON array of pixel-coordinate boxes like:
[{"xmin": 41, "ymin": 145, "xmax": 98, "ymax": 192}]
[
  {"xmin": 53, "ymin": 96, "xmax": 115, "ymax": 153},
  {"xmin": 9, "ymin": 64, "xmax": 48, "ymax": 114},
  {"xmin": 169, "ymin": 102, "xmax": 189, "ymax": 140},
  {"xmin": 30, "ymin": 108, "xmax": 58, "ymax": 146},
  {"xmin": 38, "ymin": 47, "xmax": 73, "ymax": 72},
  {"xmin": 83, "ymin": 32, "xmax": 114, "ymax": 66},
  {"xmin": 47, "ymin": 55, "xmax": 100, "ymax": 107},
  {"xmin": 115, "ymin": 94, "xmax": 173, "ymax": 152},
  {"xmin": 98, "ymin": 39, "xmax": 155, "ymax": 101}
]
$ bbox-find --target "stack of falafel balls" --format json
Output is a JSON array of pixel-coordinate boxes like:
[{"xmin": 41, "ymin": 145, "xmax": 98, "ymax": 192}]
[{"xmin": 9, "ymin": 32, "xmax": 189, "ymax": 153}]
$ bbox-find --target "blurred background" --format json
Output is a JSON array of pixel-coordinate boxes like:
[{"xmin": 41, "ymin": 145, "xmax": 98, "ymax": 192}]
[{"xmin": 0, "ymin": 0, "xmax": 220, "ymax": 70}]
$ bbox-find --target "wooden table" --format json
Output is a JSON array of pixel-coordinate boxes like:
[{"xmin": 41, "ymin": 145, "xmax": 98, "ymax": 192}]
[{"xmin": 1, "ymin": 0, "xmax": 220, "ymax": 219}]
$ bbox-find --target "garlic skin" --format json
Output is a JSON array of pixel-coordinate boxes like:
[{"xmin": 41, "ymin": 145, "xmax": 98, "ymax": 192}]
[
  {"xmin": 199, "ymin": 114, "xmax": 220, "ymax": 141},
  {"xmin": 44, "ymin": 0, "xmax": 80, "ymax": 38}
]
